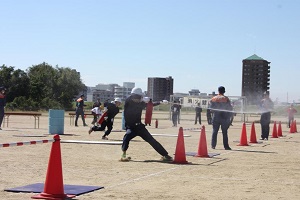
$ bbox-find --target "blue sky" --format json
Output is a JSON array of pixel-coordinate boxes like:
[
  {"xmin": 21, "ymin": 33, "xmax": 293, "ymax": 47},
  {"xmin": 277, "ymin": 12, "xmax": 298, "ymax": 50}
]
[{"xmin": 1, "ymin": 0, "xmax": 299, "ymax": 102}]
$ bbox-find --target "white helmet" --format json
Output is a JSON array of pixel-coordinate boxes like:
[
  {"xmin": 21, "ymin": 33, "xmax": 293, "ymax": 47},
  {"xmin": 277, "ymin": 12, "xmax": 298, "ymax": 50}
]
[
  {"xmin": 114, "ymin": 97, "xmax": 122, "ymax": 103},
  {"xmin": 131, "ymin": 87, "xmax": 143, "ymax": 96}
]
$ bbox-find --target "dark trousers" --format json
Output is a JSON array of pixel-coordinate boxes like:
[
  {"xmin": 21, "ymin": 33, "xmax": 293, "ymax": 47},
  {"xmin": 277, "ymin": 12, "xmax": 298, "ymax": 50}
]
[
  {"xmin": 122, "ymin": 124, "xmax": 168, "ymax": 156},
  {"xmin": 211, "ymin": 119, "xmax": 230, "ymax": 148},
  {"xmin": 288, "ymin": 117, "xmax": 294, "ymax": 128},
  {"xmin": 195, "ymin": 113, "xmax": 201, "ymax": 124},
  {"xmin": 0, "ymin": 107, "xmax": 4, "ymax": 127},
  {"xmin": 75, "ymin": 108, "xmax": 86, "ymax": 126},
  {"xmin": 172, "ymin": 113, "xmax": 178, "ymax": 126},
  {"xmin": 92, "ymin": 120, "xmax": 113, "ymax": 136},
  {"xmin": 260, "ymin": 112, "xmax": 271, "ymax": 139}
]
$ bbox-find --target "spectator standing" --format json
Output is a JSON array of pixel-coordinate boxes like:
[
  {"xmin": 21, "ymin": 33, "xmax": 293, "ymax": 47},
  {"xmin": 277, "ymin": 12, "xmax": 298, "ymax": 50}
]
[
  {"xmin": 171, "ymin": 100, "xmax": 181, "ymax": 127},
  {"xmin": 144, "ymin": 98, "xmax": 160, "ymax": 126},
  {"xmin": 210, "ymin": 86, "xmax": 233, "ymax": 150},
  {"xmin": 0, "ymin": 86, "xmax": 6, "ymax": 130},
  {"xmin": 75, "ymin": 94, "xmax": 88, "ymax": 127},
  {"xmin": 195, "ymin": 103, "xmax": 202, "ymax": 125},
  {"xmin": 260, "ymin": 91, "xmax": 274, "ymax": 140}
]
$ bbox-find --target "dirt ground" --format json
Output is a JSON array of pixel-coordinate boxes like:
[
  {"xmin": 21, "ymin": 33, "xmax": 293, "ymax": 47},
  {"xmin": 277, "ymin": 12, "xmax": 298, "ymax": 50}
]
[{"xmin": 0, "ymin": 111, "xmax": 299, "ymax": 200}]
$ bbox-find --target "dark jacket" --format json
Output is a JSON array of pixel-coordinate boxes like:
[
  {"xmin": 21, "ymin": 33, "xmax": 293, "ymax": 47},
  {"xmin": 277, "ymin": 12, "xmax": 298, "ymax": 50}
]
[
  {"xmin": 171, "ymin": 104, "xmax": 181, "ymax": 114},
  {"xmin": 124, "ymin": 95, "xmax": 160, "ymax": 127},
  {"xmin": 0, "ymin": 93, "xmax": 6, "ymax": 107},
  {"xmin": 195, "ymin": 106, "xmax": 202, "ymax": 114},
  {"xmin": 124, "ymin": 95, "xmax": 147, "ymax": 127},
  {"xmin": 106, "ymin": 102, "xmax": 120, "ymax": 121}
]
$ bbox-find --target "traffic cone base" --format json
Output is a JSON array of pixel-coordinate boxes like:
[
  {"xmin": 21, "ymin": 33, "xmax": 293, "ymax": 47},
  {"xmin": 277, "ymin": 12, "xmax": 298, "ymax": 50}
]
[{"xmin": 32, "ymin": 193, "xmax": 75, "ymax": 200}]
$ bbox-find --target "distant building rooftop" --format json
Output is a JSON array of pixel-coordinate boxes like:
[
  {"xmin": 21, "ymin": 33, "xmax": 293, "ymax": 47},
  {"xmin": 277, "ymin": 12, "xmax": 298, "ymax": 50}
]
[{"xmin": 244, "ymin": 54, "xmax": 265, "ymax": 61}]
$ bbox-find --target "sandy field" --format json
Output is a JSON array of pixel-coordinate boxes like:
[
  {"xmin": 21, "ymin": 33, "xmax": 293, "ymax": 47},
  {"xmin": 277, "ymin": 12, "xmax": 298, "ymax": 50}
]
[{"xmin": 0, "ymin": 111, "xmax": 299, "ymax": 200}]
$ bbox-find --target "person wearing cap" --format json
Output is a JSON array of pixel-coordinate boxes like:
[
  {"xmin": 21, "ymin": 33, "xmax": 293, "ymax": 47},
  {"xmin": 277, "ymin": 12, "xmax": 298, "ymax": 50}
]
[
  {"xmin": 120, "ymin": 87, "xmax": 173, "ymax": 162},
  {"xmin": 260, "ymin": 91, "xmax": 274, "ymax": 140},
  {"xmin": 88, "ymin": 98, "xmax": 122, "ymax": 140},
  {"xmin": 210, "ymin": 86, "xmax": 233, "ymax": 150},
  {"xmin": 75, "ymin": 94, "xmax": 88, "ymax": 127},
  {"xmin": 0, "ymin": 87, "xmax": 7, "ymax": 130}
]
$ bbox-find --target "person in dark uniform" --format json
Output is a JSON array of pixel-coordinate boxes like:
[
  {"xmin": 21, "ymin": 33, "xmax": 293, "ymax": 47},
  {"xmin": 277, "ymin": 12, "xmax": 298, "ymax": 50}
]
[
  {"xmin": 120, "ymin": 87, "xmax": 173, "ymax": 162},
  {"xmin": 88, "ymin": 98, "xmax": 122, "ymax": 140},
  {"xmin": 210, "ymin": 86, "xmax": 233, "ymax": 150},
  {"xmin": 260, "ymin": 91, "xmax": 274, "ymax": 140},
  {"xmin": 75, "ymin": 94, "xmax": 88, "ymax": 127},
  {"xmin": 0, "ymin": 86, "xmax": 7, "ymax": 130},
  {"xmin": 195, "ymin": 103, "xmax": 202, "ymax": 125},
  {"xmin": 171, "ymin": 100, "xmax": 181, "ymax": 127}
]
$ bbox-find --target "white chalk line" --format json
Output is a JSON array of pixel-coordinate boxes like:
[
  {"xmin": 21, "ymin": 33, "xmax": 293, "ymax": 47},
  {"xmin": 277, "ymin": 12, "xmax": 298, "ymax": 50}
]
[{"xmin": 105, "ymin": 166, "xmax": 180, "ymax": 189}]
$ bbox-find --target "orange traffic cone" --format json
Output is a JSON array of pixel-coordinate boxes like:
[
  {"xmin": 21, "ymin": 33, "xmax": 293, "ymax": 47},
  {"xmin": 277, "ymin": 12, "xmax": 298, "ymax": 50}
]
[
  {"xmin": 277, "ymin": 121, "xmax": 283, "ymax": 137},
  {"xmin": 32, "ymin": 134, "xmax": 75, "ymax": 199},
  {"xmin": 155, "ymin": 119, "xmax": 158, "ymax": 128},
  {"xmin": 294, "ymin": 120, "xmax": 298, "ymax": 132},
  {"xmin": 249, "ymin": 122, "xmax": 258, "ymax": 143},
  {"xmin": 290, "ymin": 120, "xmax": 295, "ymax": 133},
  {"xmin": 173, "ymin": 127, "xmax": 188, "ymax": 164},
  {"xmin": 195, "ymin": 125, "xmax": 209, "ymax": 157},
  {"xmin": 238, "ymin": 123, "xmax": 249, "ymax": 146},
  {"xmin": 271, "ymin": 121, "xmax": 278, "ymax": 138}
]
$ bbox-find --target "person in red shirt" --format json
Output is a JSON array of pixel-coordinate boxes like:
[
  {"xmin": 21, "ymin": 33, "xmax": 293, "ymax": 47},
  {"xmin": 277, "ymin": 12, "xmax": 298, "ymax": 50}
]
[
  {"xmin": 144, "ymin": 98, "xmax": 160, "ymax": 126},
  {"xmin": 287, "ymin": 104, "xmax": 297, "ymax": 128},
  {"xmin": 144, "ymin": 98, "xmax": 153, "ymax": 126}
]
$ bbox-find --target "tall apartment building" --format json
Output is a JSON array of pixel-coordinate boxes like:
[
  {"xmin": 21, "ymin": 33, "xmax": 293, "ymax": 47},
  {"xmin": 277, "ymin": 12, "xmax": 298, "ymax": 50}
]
[
  {"xmin": 147, "ymin": 76, "xmax": 173, "ymax": 101},
  {"xmin": 242, "ymin": 54, "xmax": 270, "ymax": 105}
]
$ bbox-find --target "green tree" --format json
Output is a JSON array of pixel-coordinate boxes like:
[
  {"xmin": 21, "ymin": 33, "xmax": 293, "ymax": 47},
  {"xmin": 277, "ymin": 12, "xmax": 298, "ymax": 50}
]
[
  {"xmin": 0, "ymin": 65, "xmax": 14, "ymax": 88},
  {"xmin": 27, "ymin": 62, "xmax": 57, "ymax": 103},
  {"xmin": 27, "ymin": 62, "xmax": 85, "ymax": 110},
  {"xmin": 1, "ymin": 62, "xmax": 86, "ymax": 110},
  {"xmin": 0, "ymin": 65, "xmax": 30, "ymax": 103},
  {"xmin": 55, "ymin": 66, "xmax": 86, "ymax": 109}
]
